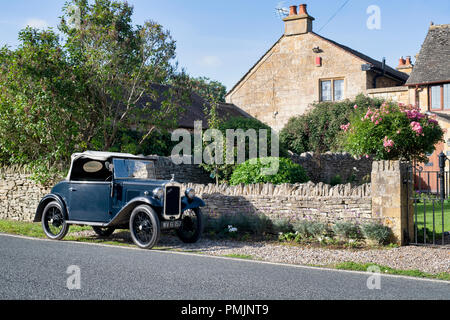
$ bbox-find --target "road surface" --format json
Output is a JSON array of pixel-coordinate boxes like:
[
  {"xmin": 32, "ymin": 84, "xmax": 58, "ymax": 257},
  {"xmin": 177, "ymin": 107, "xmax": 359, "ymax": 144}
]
[{"xmin": 0, "ymin": 234, "xmax": 448, "ymax": 300}]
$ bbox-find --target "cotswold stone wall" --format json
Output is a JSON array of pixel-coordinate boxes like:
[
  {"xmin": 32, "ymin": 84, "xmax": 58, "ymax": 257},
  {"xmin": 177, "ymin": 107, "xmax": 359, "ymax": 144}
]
[
  {"xmin": 182, "ymin": 182, "xmax": 373, "ymax": 225},
  {"xmin": 0, "ymin": 160, "xmax": 411, "ymax": 245},
  {"xmin": 0, "ymin": 167, "xmax": 51, "ymax": 221},
  {"xmin": 290, "ymin": 152, "xmax": 372, "ymax": 185}
]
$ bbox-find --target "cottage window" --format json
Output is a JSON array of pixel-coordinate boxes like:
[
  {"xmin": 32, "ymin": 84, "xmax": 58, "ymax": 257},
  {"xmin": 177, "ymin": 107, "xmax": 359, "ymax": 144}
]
[
  {"xmin": 320, "ymin": 80, "xmax": 332, "ymax": 101},
  {"xmin": 430, "ymin": 84, "xmax": 450, "ymax": 110},
  {"xmin": 320, "ymin": 79, "xmax": 344, "ymax": 102},
  {"xmin": 334, "ymin": 80, "xmax": 344, "ymax": 101}
]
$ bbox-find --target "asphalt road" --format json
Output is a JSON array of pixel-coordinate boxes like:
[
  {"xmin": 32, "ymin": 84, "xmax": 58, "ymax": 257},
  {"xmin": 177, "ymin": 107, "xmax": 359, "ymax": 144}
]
[{"xmin": 0, "ymin": 234, "xmax": 449, "ymax": 300}]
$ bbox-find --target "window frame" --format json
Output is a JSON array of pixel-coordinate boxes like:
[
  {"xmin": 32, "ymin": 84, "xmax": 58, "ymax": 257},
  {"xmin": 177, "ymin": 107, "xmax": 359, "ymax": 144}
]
[
  {"xmin": 429, "ymin": 83, "xmax": 450, "ymax": 111},
  {"xmin": 319, "ymin": 78, "xmax": 345, "ymax": 102}
]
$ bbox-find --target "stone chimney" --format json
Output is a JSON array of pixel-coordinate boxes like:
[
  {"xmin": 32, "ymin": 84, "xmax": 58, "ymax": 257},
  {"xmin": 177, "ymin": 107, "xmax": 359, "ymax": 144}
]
[
  {"xmin": 396, "ymin": 56, "xmax": 414, "ymax": 74},
  {"xmin": 283, "ymin": 4, "xmax": 315, "ymax": 36}
]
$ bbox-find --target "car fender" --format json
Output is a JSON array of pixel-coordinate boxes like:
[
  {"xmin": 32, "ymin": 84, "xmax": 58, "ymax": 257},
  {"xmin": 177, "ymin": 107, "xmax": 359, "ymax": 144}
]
[
  {"xmin": 182, "ymin": 196, "xmax": 205, "ymax": 212},
  {"xmin": 107, "ymin": 197, "xmax": 162, "ymax": 227},
  {"xmin": 34, "ymin": 194, "xmax": 68, "ymax": 223}
]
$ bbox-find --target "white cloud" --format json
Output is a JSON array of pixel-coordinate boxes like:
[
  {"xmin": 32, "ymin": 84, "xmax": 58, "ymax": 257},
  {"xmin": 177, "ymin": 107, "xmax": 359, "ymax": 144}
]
[
  {"xmin": 25, "ymin": 18, "xmax": 48, "ymax": 29},
  {"xmin": 198, "ymin": 55, "xmax": 222, "ymax": 68}
]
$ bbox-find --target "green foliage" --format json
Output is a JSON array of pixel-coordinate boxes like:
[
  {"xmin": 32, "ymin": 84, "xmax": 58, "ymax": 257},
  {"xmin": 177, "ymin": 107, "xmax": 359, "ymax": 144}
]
[
  {"xmin": 341, "ymin": 102, "xmax": 444, "ymax": 163},
  {"xmin": 96, "ymin": 128, "xmax": 175, "ymax": 156},
  {"xmin": 361, "ymin": 223, "xmax": 392, "ymax": 245},
  {"xmin": 332, "ymin": 221, "xmax": 361, "ymax": 239},
  {"xmin": 59, "ymin": 0, "xmax": 182, "ymax": 150},
  {"xmin": 0, "ymin": 28, "xmax": 89, "ymax": 168},
  {"xmin": 173, "ymin": 73, "xmax": 227, "ymax": 103},
  {"xmin": 330, "ymin": 175, "xmax": 343, "ymax": 186},
  {"xmin": 229, "ymin": 157, "xmax": 309, "ymax": 185},
  {"xmin": 205, "ymin": 213, "xmax": 273, "ymax": 238},
  {"xmin": 201, "ymin": 113, "xmax": 287, "ymax": 184},
  {"xmin": 271, "ymin": 218, "xmax": 294, "ymax": 234},
  {"xmin": 280, "ymin": 95, "xmax": 382, "ymax": 154},
  {"xmin": 0, "ymin": 0, "xmax": 189, "ymax": 181},
  {"xmin": 292, "ymin": 220, "xmax": 328, "ymax": 239}
]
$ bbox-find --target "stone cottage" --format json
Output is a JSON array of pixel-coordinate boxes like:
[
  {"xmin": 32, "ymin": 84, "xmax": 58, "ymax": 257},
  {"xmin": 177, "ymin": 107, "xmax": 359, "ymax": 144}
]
[
  {"xmin": 225, "ymin": 4, "xmax": 409, "ymax": 131},
  {"xmin": 367, "ymin": 23, "xmax": 450, "ymax": 175}
]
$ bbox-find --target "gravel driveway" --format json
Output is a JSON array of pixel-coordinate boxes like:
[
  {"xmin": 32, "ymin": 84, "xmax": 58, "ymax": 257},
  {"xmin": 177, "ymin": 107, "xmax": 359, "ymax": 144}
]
[{"xmin": 76, "ymin": 230, "xmax": 450, "ymax": 275}]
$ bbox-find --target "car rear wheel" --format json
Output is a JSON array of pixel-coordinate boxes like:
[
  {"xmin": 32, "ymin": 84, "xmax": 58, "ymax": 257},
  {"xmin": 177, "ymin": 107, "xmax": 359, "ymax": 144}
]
[
  {"xmin": 129, "ymin": 205, "xmax": 160, "ymax": 249},
  {"xmin": 41, "ymin": 201, "xmax": 69, "ymax": 240},
  {"xmin": 92, "ymin": 226, "xmax": 116, "ymax": 237},
  {"xmin": 176, "ymin": 208, "xmax": 203, "ymax": 243}
]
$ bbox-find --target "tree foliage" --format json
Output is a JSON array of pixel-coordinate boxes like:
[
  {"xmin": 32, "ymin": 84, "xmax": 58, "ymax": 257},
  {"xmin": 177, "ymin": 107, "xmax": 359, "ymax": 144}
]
[
  {"xmin": 0, "ymin": 28, "xmax": 89, "ymax": 166},
  {"xmin": 60, "ymin": 0, "xmax": 183, "ymax": 150},
  {"xmin": 0, "ymin": 0, "xmax": 186, "ymax": 180},
  {"xmin": 280, "ymin": 95, "xmax": 383, "ymax": 154}
]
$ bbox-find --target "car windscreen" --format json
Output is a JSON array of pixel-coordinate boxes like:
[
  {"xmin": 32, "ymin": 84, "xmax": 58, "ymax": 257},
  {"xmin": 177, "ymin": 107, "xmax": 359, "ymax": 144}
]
[{"xmin": 113, "ymin": 158, "xmax": 156, "ymax": 180}]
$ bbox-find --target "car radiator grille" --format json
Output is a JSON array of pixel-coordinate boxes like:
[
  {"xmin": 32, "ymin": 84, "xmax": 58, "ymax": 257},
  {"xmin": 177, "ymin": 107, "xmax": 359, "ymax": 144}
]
[{"xmin": 165, "ymin": 186, "xmax": 180, "ymax": 216}]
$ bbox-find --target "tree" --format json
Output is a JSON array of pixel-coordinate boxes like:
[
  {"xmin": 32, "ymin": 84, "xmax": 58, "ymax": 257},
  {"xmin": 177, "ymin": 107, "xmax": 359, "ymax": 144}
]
[
  {"xmin": 59, "ymin": 0, "xmax": 184, "ymax": 150},
  {"xmin": 0, "ymin": 28, "xmax": 89, "ymax": 168},
  {"xmin": 173, "ymin": 73, "xmax": 227, "ymax": 103},
  {"xmin": 341, "ymin": 102, "xmax": 444, "ymax": 162}
]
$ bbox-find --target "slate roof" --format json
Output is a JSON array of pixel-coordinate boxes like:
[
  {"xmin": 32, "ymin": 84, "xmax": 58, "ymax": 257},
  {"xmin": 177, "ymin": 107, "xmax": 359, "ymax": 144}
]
[
  {"xmin": 406, "ymin": 24, "xmax": 450, "ymax": 86},
  {"xmin": 136, "ymin": 84, "xmax": 251, "ymax": 130}
]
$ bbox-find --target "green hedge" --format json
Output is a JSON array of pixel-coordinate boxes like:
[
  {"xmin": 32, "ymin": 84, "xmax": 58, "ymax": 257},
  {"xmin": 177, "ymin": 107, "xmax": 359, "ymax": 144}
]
[{"xmin": 229, "ymin": 157, "xmax": 309, "ymax": 185}]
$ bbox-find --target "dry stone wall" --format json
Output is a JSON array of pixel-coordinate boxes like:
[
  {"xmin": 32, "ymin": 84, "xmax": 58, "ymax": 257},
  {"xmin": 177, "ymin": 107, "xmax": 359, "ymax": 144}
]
[
  {"xmin": 183, "ymin": 182, "xmax": 373, "ymax": 225},
  {"xmin": 290, "ymin": 152, "xmax": 372, "ymax": 185}
]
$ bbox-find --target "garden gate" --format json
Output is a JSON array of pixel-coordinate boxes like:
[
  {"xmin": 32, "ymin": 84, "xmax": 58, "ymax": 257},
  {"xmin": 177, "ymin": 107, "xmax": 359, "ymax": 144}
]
[{"xmin": 408, "ymin": 152, "xmax": 449, "ymax": 246}]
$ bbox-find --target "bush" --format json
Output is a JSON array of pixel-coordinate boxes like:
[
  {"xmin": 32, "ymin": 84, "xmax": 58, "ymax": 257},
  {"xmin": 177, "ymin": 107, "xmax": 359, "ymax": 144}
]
[
  {"xmin": 293, "ymin": 220, "xmax": 328, "ymax": 239},
  {"xmin": 361, "ymin": 223, "xmax": 392, "ymax": 244},
  {"xmin": 205, "ymin": 213, "xmax": 273, "ymax": 237},
  {"xmin": 271, "ymin": 218, "xmax": 293, "ymax": 234},
  {"xmin": 332, "ymin": 221, "xmax": 361, "ymax": 240},
  {"xmin": 229, "ymin": 157, "xmax": 309, "ymax": 185},
  {"xmin": 341, "ymin": 102, "xmax": 444, "ymax": 163},
  {"xmin": 280, "ymin": 95, "xmax": 383, "ymax": 154}
]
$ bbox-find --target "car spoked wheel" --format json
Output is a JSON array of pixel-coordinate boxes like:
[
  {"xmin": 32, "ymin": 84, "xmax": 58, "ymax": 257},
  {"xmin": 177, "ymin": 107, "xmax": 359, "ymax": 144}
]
[
  {"xmin": 41, "ymin": 201, "xmax": 69, "ymax": 240},
  {"xmin": 176, "ymin": 208, "xmax": 203, "ymax": 243},
  {"xmin": 129, "ymin": 205, "xmax": 160, "ymax": 249}
]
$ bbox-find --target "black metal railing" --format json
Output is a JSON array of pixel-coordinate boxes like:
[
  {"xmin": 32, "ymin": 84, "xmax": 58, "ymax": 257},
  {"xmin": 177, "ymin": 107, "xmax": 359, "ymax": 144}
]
[{"xmin": 409, "ymin": 152, "xmax": 448, "ymax": 246}]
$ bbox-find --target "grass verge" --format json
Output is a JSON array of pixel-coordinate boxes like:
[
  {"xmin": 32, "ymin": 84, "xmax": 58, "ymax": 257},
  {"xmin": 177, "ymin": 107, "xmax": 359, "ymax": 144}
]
[{"xmin": 333, "ymin": 261, "xmax": 450, "ymax": 281}]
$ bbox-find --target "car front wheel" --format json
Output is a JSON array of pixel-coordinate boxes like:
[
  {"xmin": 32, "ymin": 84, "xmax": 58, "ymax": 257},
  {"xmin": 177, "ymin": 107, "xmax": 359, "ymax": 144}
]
[
  {"xmin": 176, "ymin": 208, "xmax": 203, "ymax": 243},
  {"xmin": 41, "ymin": 201, "xmax": 69, "ymax": 240},
  {"xmin": 129, "ymin": 205, "xmax": 160, "ymax": 249}
]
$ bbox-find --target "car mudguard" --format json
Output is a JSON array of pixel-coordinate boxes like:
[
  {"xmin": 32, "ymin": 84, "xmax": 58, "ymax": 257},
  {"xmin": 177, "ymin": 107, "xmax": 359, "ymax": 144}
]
[
  {"xmin": 107, "ymin": 197, "xmax": 163, "ymax": 227},
  {"xmin": 182, "ymin": 196, "xmax": 205, "ymax": 212},
  {"xmin": 34, "ymin": 194, "xmax": 68, "ymax": 223}
]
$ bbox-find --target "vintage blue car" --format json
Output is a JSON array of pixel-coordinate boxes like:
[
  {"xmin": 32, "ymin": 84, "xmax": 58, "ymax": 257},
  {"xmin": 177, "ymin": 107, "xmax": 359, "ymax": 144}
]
[{"xmin": 34, "ymin": 151, "xmax": 205, "ymax": 249}]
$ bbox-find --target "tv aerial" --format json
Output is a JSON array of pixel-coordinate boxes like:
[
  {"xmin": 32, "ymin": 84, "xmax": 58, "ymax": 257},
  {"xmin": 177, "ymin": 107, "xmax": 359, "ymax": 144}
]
[{"xmin": 275, "ymin": 1, "xmax": 289, "ymax": 19}]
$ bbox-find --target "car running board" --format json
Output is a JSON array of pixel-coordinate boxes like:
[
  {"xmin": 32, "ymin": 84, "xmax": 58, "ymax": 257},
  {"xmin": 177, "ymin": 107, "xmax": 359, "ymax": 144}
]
[{"xmin": 66, "ymin": 220, "xmax": 109, "ymax": 227}]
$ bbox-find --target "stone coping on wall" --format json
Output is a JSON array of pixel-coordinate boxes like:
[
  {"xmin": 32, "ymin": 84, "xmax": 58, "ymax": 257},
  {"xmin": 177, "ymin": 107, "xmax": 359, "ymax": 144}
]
[{"xmin": 181, "ymin": 181, "xmax": 371, "ymax": 198}]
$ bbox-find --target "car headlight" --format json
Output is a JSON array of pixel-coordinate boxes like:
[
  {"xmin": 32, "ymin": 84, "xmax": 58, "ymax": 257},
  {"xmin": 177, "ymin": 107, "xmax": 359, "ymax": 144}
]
[
  {"xmin": 152, "ymin": 187, "xmax": 164, "ymax": 199},
  {"xmin": 185, "ymin": 188, "xmax": 195, "ymax": 200}
]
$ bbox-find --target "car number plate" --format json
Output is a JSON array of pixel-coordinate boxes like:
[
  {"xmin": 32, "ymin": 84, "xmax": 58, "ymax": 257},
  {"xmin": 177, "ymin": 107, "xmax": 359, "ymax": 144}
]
[{"xmin": 162, "ymin": 221, "xmax": 182, "ymax": 229}]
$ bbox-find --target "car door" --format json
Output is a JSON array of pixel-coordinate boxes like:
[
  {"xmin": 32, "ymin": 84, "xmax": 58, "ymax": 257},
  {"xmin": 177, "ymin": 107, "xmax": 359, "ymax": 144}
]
[{"xmin": 67, "ymin": 181, "xmax": 112, "ymax": 223}]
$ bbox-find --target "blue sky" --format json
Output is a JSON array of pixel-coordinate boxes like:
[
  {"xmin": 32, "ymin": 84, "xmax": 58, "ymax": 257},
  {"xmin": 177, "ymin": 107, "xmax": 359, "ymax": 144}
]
[{"xmin": 0, "ymin": 0, "xmax": 449, "ymax": 90}]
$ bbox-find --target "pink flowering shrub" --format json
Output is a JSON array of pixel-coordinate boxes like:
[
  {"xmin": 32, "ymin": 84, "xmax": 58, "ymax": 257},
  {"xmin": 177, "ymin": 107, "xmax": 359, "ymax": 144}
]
[{"xmin": 341, "ymin": 102, "xmax": 444, "ymax": 162}]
